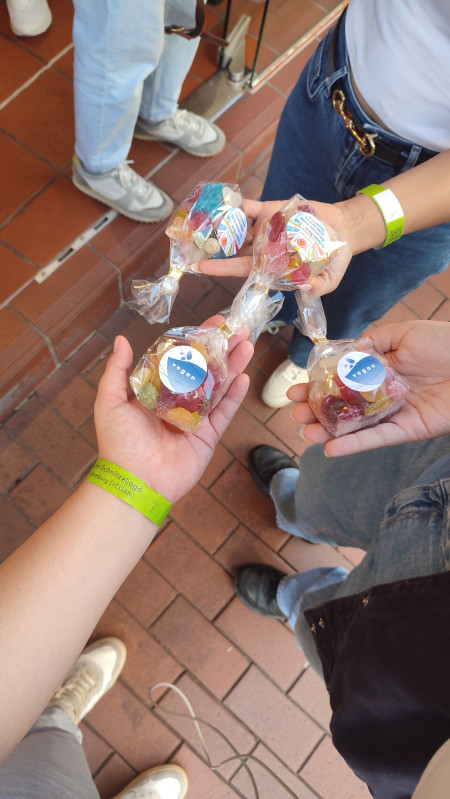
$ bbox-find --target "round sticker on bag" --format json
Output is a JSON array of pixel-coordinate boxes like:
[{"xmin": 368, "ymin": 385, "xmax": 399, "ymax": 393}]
[
  {"xmin": 286, "ymin": 212, "xmax": 328, "ymax": 261},
  {"xmin": 337, "ymin": 351, "xmax": 386, "ymax": 392},
  {"xmin": 159, "ymin": 346, "xmax": 207, "ymax": 393},
  {"xmin": 217, "ymin": 208, "xmax": 247, "ymax": 256}
]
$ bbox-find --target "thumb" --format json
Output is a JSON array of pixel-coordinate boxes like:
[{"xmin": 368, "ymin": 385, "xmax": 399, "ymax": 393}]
[{"xmin": 97, "ymin": 335, "xmax": 134, "ymax": 407}]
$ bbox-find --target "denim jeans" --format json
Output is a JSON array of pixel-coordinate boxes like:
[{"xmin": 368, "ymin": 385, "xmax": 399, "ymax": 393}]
[
  {"xmin": 270, "ymin": 437, "xmax": 450, "ymax": 675},
  {"xmin": 73, "ymin": 0, "xmax": 199, "ymax": 172},
  {"xmin": 0, "ymin": 709, "xmax": 99, "ymax": 799},
  {"xmin": 261, "ymin": 13, "xmax": 450, "ymax": 368}
]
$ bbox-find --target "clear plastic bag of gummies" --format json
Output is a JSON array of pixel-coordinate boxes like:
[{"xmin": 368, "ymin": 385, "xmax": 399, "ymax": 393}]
[{"xmin": 294, "ymin": 288, "xmax": 409, "ymax": 438}]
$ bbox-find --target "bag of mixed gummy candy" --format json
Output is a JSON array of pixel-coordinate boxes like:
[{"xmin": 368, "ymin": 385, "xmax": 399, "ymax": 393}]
[{"xmin": 294, "ymin": 289, "xmax": 409, "ymax": 437}]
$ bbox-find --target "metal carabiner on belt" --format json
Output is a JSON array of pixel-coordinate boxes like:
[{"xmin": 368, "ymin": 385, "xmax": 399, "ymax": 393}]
[{"xmin": 332, "ymin": 89, "xmax": 377, "ymax": 158}]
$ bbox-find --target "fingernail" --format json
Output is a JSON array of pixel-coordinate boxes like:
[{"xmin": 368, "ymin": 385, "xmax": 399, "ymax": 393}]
[
  {"xmin": 298, "ymin": 425, "xmax": 306, "ymax": 440},
  {"xmin": 113, "ymin": 335, "xmax": 119, "ymax": 352},
  {"xmin": 190, "ymin": 263, "xmax": 200, "ymax": 273}
]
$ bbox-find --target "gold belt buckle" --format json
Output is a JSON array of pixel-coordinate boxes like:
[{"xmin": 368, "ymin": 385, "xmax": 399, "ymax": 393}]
[{"xmin": 332, "ymin": 89, "xmax": 376, "ymax": 158}]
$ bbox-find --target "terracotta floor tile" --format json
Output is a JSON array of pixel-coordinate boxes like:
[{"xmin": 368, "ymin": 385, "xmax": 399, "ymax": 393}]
[
  {"xmin": 93, "ymin": 753, "xmax": 136, "ymax": 799},
  {"xmin": 52, "ymin": 47, "xmax": 74, "ymax": 80},
  {"xmin": 215, "ymin": 524, "xmax": 295, "ymax": 576},
  {"xmin": 402, "ymin": 280, "xmax": 445, "ymax": 319},
  {"xmin": 9, "ymin": 463, "xmax": 71, "ymax": 525},
  {"xmin": 156, "ymin": 142, "xmax": 242, "ymax": 204},
  {"xmin": 151, "ymin": 595, "xmax": 248, "ymax": 698},
  {"xmin": 80, "ymin": 725, "xmax": 112, "ymax": 774},
  {"xmin": 148, "ymin": 521, "xmax": 234, "ymax": 619},
  {"xmin": 86, "ymin": 681, "xmax": 179, "ymax": 773},
  {"xmin": 0, "ymin": 0, "xmax": 74, "ymax": 62},
  {"xmin": 2, "ymin": 176, "xmax": 107, "ymax": 267},
  {"xmin": 0, "ymin": 69, "xmax": 74, "ymax": 167},
  {"xmin": 266, "ymin": 406, "xmax": 312, "ymax": 458},
  {"xmin": 216, "ymin": 596, "xmax": 306, "ymax": 689},
  {"xmin": 68, "ymin": 333, "xmax": 110, "ymax": 375},
  {"xmin": 116, "ymin": 558, "xmax": 177, "ymax": 629},
  {"xmin": 37, "ymin": 362, "xmax": 97, "ymax": 426},
  {"xmin": 0, "ymin": 495, "xmax": 34, "ymax": 562},
  {"xmin": 0, "ymin": 243, "xmax": 36, "ymax": 307},
  {"xmin": 212, "ymin": 459, "xmax": 290, "ymax": 550},
  {"xmin": 280, "ymin": 535, "xmax": 350, "ymax": 575},
  {"xmin": 430, "ymin": 298, "xmax": 450, "ymax": 321},
  {"xmin": 170, "ymin": 742, "xmax": 240, "ymax": 799},
  {"xmin": 221, "ymin": 405, "xmax": 295, "ymax": 463},
  {"xmin": 429, "ymin": 264, "xmax": 450, "ymax": 293},
  {"xmin": 0, "ymin": 132, "xmax": 56, "ymax": 225},
  {"xmin": 265, "ymin": 0, "xmax": 325, "ymax": 54},
  {"xmin": 169, "ymin": 482, "xmax": 237, "ymax": 553},
  {"xmin": 232, "ymin": 742, "xmax": 318, "ymax": 799},
  {"xmin": 225, "ymin": 665, "xmax": 323, "ymax": 771},
  {"xmin": 288, "ymin": 666, "xmax": 332, "ymax": 731},
  {"xmin": 269, "ymin": 38, "xmax": 318, "ymax": 95},
  {"xmin": 0, "ymin": 33, "xmax": 44, "ymax": 104},
  {"xmin": 156, "ymin": 673, "xmax": 256, "ymax": 779},
  {"xmin": 300, "ymin": 736, "xmax": 371, "ymax": 799},
  {"xmin": 200, "ymin": 442, "xmax": 234, "ymax": 489},
  {"xmin": 92, "ymin": 600, "xmax": 184, "ymax": 704},
  {"xmin": 374, "ymin": 301, "xmax": 419, "ymax": 326},
  {"xmin": 0, "ymin": 428, "xmax": 35, "ymax": 491}
]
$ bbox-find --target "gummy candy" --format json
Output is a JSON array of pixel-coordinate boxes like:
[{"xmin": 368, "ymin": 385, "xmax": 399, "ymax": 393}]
[{"xmin": 130, "ymin": 326, "xmax": 228, "ymax": 433}]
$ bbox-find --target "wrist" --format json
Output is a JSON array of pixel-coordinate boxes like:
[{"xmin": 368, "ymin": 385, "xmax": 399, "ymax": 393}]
[
  {"xmin": 86, "ymin": 458, "xmax": 172, "ymax": 526},
  {"xmin": 336, "ymin": 192, "xmax": 387, "ymax": 255}
]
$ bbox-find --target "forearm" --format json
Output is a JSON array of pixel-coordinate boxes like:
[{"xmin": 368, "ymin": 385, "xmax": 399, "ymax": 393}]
[
  {"xmin": 0, "ymin": 481, "xmax": 156, "ymax": 757},
  {"xmin": 338, "ymin": 149, "xmax": 450, "ymax": 253}
]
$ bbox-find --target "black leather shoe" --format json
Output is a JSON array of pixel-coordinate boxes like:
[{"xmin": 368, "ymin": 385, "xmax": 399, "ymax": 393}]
[
  {"xmin": 248, "ymin": 445, "xmax": 298, "ymax": 496},
  {"xmin": 234, "ymin": 563, "xmax": 287, "ymax": 620}
]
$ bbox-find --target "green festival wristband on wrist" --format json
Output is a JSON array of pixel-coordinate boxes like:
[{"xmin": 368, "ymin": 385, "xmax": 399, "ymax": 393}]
[
  {"xmin": 86, "ymin": 458, "xmax": 172, "ymax": 526},
  {"xmin": 357, "ymin": 183, "xmax": 405, "ymax": 248}
]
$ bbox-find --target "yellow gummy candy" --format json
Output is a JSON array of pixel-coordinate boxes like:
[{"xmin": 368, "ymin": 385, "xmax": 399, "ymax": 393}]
[
  {"xmin": 364, "ymin": 395, "xmax": 395, "ymax": 416},
  {"xmin": 166, "ymin": 406, "xmax": 201, "ymax": 432}
]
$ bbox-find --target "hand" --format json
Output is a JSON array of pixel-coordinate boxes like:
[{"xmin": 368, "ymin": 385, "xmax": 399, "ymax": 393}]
[
  {"xmin": 94, "ymin": 317, "xmax": 253, "ymax": 502},
  {"xmin": 289, "ymin": 320, "xmax": 450, "ymax": 456},
  {"xmin": 197, "ymin": 198, "xmax": 354, "ymax": 296}
]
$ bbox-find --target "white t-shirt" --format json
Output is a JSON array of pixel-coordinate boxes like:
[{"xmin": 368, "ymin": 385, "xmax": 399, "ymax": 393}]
[{"xmin": 345, "ymin": 0, "xmax": 450, "ymax": 151}]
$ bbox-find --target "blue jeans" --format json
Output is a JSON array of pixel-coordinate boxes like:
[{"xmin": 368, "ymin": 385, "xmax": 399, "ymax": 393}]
[
  {"xmin": 0, "ymin": 709, "xmax": 99, "ymax": 799},
  {"xmin": 73, "ymin": 0, "xmax": 200, "ymax": 172},
  {"xmin": 270, "ymin": 438, "xmax": 450, "ymax": 675},
  {"xmin": 261, "ymin": 14, "xmax": 450, "ymax": 368}
]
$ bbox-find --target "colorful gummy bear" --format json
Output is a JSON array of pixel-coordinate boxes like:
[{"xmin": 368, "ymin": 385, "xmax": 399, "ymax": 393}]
[
  {"xmin": 307, "ymin": 339, "xmax": 408, "ymax": 437},
  {"xmin": 130, "ymin": 326, "xmax": 228, "ymax": 433}
]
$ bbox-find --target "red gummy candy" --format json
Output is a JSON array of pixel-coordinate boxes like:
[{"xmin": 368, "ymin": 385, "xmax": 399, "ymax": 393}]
[
  {"xmin": 321, "ymin": 394, "xmax": 363, "ymax": 423},
  {"xmin": 334, "ymin": 376, "xmax": 369, "ymax": 408},
  {"xmin": 270, "ymin": 252, "xmax": 291, "ymax": 273},
  {"xmin": 297, "ymin": 202, "xmax": 317, "ymax": 217},
  {"xmin": 158, "ymin": 384, "xmax": 204, "ymax": 413},
  {"xmin": 292, "ymin": 264, "xmax": 312, "ymax": 283},
  {"xmin": 189, "ymin": 209, "xmax": 211, "ymax": 230},
  {"xmin": 268, "ymin": 211, "xmax": 285, "ymax": 242}
]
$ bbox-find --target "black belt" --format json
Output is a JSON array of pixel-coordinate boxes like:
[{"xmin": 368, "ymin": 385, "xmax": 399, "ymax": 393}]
[{"xmin": 328, "ymin": 14, "xmax": 436, "ymax": 167}]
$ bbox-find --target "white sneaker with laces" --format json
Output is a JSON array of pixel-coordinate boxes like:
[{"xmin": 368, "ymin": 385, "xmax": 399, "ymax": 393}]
[
  {"xmin": 134, "ymin": 109, "xmax": 226, "ymax": 157},
  {"xmin": 48, "ymin": 637, "xmax": 127, "ymax": 725},
  {"xmin": 261, "ymin": 320, "xmax": 287, "ymax": 335},
  {"xmin": 72, "ymin": 154, "xmax": 174, "ymax": 223},
  {"xmin": 261, "ymin": 357, "xmax": 309, "ymax": 408},
  {"xmin": 6, "ymin": 0, "xmax": 51, "ymax": 35},
  {"xmin": 111, "ymin": 765, "xmax": 188, "ymax": 799}
]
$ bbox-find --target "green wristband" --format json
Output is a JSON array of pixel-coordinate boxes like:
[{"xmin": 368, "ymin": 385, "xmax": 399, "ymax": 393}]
[
  {"xmin": 86, "ymin": 458, "xmax": 172, "ymax": 526},
  {"xmin": 358, "ymin": 184, "xmax": 405, "ymax": 248}
]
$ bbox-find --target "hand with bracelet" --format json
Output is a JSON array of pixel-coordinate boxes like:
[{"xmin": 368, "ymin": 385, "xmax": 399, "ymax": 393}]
[
  {"xmin": 197, "ymin": 150, "xmax": 450, "ymax": 297},
  {"xmin": 0, "ymin": 317, "xmax": 253, "ymax": 762}
]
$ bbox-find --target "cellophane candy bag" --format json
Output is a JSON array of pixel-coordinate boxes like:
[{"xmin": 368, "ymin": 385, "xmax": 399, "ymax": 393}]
[
  {"xmin": 130, "ymin": 182, "xmax": 248, "ymax": 324},
  {"xmin": 295, "ymin": 289, "xmax": 409, "ymax": 437},
  {"xmin": 130, "ymin": 325, "xmax": 228, "ymax": 433},
  {"xmin": 252, "ymin": 195, "xmax": 345, "ymax": 289}
]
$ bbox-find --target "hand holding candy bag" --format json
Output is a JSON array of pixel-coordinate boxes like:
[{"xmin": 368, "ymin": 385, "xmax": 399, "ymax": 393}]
[
  {"xmin": 295, "ymin": 289, "xmax": 409, "ymax": 437},
  {"xmin": 130, "ymin": 182, "xmax": 248, "ymax": 324},
  {"xmin": 252, "ymin": 195, "xmax": 345, "ymax": 289}
]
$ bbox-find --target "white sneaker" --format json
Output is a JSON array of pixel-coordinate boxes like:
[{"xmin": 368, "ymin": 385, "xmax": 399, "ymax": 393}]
[
  {"xmin": 72, "ymin": 154, "xmax": 174, "ymax": 223},
  {"xmin": 48, "ymin": 637, "xmax": 127, "ymax": 725},
  {"xmin": 6, "ymin": 0, "xmax": 51, "ymax": 36},
  {"xmin": 261, "ymin": 320, "xmax": 287, "ymax": 335},
  {"xmin": 261, "ymin": 358, "xmax": 309, "ymax": 408},
  {"xmin": 135, "ymin": 109, "xmax": 226, "ymax": 157},
  {"xmin": 111, "ymin": 765, "xmax": 188, "ymax": 799}
]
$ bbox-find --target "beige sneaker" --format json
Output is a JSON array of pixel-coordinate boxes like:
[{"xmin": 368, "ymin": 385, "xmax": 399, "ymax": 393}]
[
  {"xmin": 6, "ymin": 0, "xmax": 51, "ymax": 36},
  {"xmin": 111, "ymin": 765, "xmax": 188, "ymax": 799},
  {"xmin": 48, "ymin": 637, "xmax": 127, "ymax": 725},
  {"xmin": 135, "ymin": 109, "xmax": 226, "ymax": 158},
  {"xmin": 261, "ymin": 358, "xmax": 309, "ymax": 408}
]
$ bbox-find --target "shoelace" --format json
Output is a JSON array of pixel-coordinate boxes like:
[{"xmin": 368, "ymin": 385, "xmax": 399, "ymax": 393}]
[
  {"xmin": 264, "ymin": 321, "xmax": 284, "ymax": 335},
  {"xmin": 171, "ymin": 109, "xmax": 202, "ymax": 135},
  {"xmin": 51, "ymin": 664, "xmax": 99, "ymax": 717},
  {"xmin": 282, "ymin": 362, "xmax": 307, "ymax": 382},
  {"xmin": 117, "ymin": 161, "xmax": 155, "ymax": 201}
]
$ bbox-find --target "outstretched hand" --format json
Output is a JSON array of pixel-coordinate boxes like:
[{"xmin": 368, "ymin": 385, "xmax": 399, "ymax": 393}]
[
  {"xmin": 94, "ymin": 317, "xmax": 253, "ymax": 501},
  {"xmin": 289, "ymin": 320, "xmax": 450, "ymax": 456},
  {"xmin": 197, "ymin": 198, "xmax": 354, "ymax": 296}
]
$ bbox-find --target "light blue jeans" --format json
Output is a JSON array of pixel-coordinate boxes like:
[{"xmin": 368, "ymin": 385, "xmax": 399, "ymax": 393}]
[
  {"xmin": 73, "ymin": 0, "xmax": 200, "ymax": 172},
  {"xmin": 261, "ymin": 13, "xmax": 450, "ymax": 367},
  {"xmin": 0, "ymin": 709, "xmax": 99, "ymax": 799},
  {"xmin": 271, "ymin": 438, "xmax": 450, "ymax": 675}
]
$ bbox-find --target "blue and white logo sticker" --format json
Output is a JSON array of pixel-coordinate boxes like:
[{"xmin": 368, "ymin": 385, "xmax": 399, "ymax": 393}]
[
  {"xmin": 337, "ymin": 351, "xmax": 385, "ymax": 392},
  {"xmin": 159, "ymin": 345, "xmax": 207, "ymax": 393}
]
